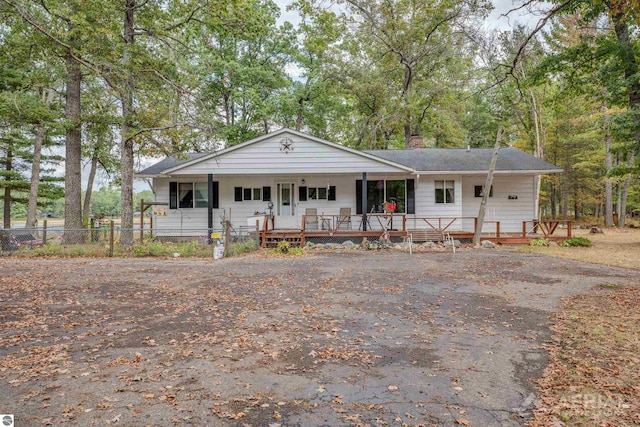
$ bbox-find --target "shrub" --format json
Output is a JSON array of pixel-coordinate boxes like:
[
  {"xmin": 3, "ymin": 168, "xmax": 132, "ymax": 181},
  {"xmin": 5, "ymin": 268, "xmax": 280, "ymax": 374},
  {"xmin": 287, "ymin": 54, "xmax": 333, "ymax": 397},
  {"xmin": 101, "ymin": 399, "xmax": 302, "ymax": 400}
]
[
  {"xmin": 178, "ymin": 240, "xmax": 201, "ymax": 256},
  {"xmin": 277, "ymin": 240, "xmax": 291, "ymax": 253},
  {"xmin": 266, "ymin": 240, "xmax": 306, "ymax": 257},
  {"xmin": 529, "ymin": 238, "xmax": 550, "ymax": 247},
  {"xmin": 226, "ymin": 239, "xmax": 259, "ymax": 256},
  {"xmin": 70, "ymin": 246, "xmax": 86, "ymax": 256},
  {"xmin": 30, "ymin": 244, "xmax": 64, "ymax": 257},
  {"xmin": 131, "ymin": 241, "xmax": 169, "ymax": 257},
  {"xmin": 561, "ymin": 237, "xmax": 592, "ymax": 247}
]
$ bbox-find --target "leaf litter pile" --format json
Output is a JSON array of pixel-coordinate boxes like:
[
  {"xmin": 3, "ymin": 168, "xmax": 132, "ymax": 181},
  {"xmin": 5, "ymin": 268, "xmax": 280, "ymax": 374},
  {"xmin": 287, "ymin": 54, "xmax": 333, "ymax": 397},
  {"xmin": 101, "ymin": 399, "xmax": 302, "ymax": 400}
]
[
  {"xmin": 530, "ymin": 286, "xmax": 640, "ymax": 427},
  {"xmin": 1, "ymin": 253, "xmax": 638, "ymax": 426},
  {"xmin": 0, "ymin": 256, "xmax": 452, "ymax": 426}
]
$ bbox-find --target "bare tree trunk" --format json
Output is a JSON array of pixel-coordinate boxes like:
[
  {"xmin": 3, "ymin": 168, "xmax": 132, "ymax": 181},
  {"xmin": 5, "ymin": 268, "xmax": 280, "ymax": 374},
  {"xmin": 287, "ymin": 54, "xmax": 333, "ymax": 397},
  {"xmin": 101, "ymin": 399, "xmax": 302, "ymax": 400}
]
[
  {"xmin": 611, "ymin": 11, "xmax": 639, "ymax": 229},
  {"xmin": 295, "ymin": 97, "xmax": 305, "ymax": 131},
  {"xmin": 26, "ymin": 123, "xmax": 44, "ymax": 229},
  {"xmin": 83, "ymin": 152, "xmax": 99, "ymax": 226},
  {"xmin": 26, "ymin": 88, "xmax": 55, "ymax": 229},
  {"xmin": 64, "ymin": 49, "xmax": 84, "ymax": 237},
  {"xmin": 473, "ymin": 127, "xmax": 502, "ymax": 248},
  {"xmin": 529, "ymin": 87, "xmax": 544, "ymax": 218},
  {"xmin": 550, "ymin": 181, "xmax": 557, "ymax": 219},
  {"xmin": 3, "ymin": 145, "xmax": 12, "ymax": 229},
  {"xmin": 563, "ymin": 157, "xmax": 570, "ymax": 221},
  {"xmin": 619, "ymin": 150, "xmax": 635, "ymax": 227},
  {"xmin": 604, "ymin": 108, "xmax": 614, "ymax": 227},
  {"xmin": 119, "ymin": 0, "xmax": 136, "ymax": 246}
]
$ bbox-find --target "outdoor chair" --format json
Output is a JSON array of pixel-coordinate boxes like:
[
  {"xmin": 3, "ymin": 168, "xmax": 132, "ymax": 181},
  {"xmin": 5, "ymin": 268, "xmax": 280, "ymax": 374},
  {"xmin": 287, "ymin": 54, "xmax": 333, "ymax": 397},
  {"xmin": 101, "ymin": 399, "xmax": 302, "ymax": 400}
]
[
  {"xmin": 305, "ymin": 208, "xmax": 319, "ymax": 230},
  {"xmin": 336, "ymin": 207, "xmax": 352, "ymax": 230}
]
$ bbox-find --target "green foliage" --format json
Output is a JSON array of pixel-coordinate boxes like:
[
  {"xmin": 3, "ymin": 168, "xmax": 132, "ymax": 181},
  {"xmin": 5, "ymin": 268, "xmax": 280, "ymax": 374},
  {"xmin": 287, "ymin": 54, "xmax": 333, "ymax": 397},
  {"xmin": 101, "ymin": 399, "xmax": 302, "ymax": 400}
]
[
  {"xmin": 265, "ymin": 239, "xmax": 305, "ymax": 257},
  {"xmin": 277, "ymin": 240, "xmax": 291, "ymax": 253},
  {"xmin": 69, "ymin": 246, "xmax": 86, "ymax": 256},
  {"xmin": 131, "ymin": 241, "xmax": 167, "ymax": 257},
  {"xmin": 29, "ymin": 244, "xmax": 64, "ymax": 257},
  {"xmin": 126, "ymin": 240, "xmax": 210, "ymax": 257},
  {"xmin": 226, "ymin": 239, "xmax": 259, "ymax": 256},
  {"xmin": 561, "ymin": 237, "xmax": 592, "ymax": 247},
  {"xmin": 530, "ymin": 238, "xmax": 550, "ymax": 247}
]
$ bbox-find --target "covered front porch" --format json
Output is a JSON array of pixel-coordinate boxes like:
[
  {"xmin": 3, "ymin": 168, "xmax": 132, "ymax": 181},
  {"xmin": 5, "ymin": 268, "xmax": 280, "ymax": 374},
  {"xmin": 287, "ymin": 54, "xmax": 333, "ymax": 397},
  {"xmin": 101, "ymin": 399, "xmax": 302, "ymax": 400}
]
[{"xmin": 253, "ymin": 215, "xmax": 573, "ymax": 247}]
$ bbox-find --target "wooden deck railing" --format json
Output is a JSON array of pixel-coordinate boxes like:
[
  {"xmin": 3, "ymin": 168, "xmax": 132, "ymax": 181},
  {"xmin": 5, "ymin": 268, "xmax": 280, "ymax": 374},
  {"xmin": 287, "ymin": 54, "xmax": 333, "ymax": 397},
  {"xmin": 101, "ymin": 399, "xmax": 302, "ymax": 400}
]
[
  {"xmin": 522, "ymin": 219, "xmax": 572, "ymax": 238},
  {"xmin": 404, "ymin": 216, "xmax": 478, "ymax": 233},
  {"xmin": 302, "ymin": 213, "xmax": 409, "ymax": 232},
  {"xmin": 301, "ymin": 215, "xmax": 508, "ymax": 236},
  {"xmin": 256, "ymin": 215, "xmax": 575, "ymax": 246},
  {"xmin": 298, "ymin": 215, "xmax": 574, "ymax": 240}
]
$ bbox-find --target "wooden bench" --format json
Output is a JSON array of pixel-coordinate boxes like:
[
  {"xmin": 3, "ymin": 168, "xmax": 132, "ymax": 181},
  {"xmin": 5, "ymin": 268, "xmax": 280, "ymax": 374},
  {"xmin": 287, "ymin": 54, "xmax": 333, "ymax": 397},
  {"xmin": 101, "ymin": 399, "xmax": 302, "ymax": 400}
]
[{"xmin": 406, "ymin": 228, "xmax": 445, "ymax": 242}]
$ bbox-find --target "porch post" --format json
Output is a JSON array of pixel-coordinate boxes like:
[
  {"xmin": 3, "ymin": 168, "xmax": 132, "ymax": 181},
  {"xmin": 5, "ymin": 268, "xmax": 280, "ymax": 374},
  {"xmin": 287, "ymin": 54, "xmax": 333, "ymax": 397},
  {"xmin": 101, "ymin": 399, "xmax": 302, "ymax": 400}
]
[
  {"xmin": 208, "ymin": 173, "xmax": 214, "ymax": 244},
  {"xmin": 362, "ymin": 172, "xmax": 367, "ymax": 231}
]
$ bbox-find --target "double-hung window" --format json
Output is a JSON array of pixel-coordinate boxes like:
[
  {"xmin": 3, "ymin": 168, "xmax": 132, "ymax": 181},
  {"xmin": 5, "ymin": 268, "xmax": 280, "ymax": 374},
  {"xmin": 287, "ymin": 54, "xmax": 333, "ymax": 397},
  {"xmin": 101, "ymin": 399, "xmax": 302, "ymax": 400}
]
[
  {"xmin": 435, "ymin": 180, "xmax": 455, "ymax": 204},
  {"xmin": 178, "ymin": 183, "xmax": 194, "ymax": 208},
  {"xmin": 170, "ymin": 181, "xmax": 218, "ymax": 209},
  {"xmin": 193, "ymin": 183, "xmax": 209, "ymax": 207},
  {"xmin": 243, "ymin": 188, "xmax": 263, "ymax": 201}
]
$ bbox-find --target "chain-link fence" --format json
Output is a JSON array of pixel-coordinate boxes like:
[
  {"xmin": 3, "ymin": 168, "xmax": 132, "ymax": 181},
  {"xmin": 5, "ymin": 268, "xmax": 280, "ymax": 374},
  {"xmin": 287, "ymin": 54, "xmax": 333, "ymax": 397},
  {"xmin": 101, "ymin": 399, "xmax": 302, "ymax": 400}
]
[
  {"xmin": 0, "ymin": 223, "xmax": 258, "ymax": 257},
  {"xmin": 1, "ymin": 219, "xmax": 464, "ymax": 255}
]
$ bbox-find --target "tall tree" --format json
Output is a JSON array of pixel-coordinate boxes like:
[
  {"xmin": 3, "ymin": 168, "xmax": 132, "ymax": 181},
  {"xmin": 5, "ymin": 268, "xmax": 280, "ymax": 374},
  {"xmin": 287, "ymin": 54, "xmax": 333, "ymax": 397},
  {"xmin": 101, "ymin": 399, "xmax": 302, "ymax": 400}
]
[
  {"xmin": 340, "ymin": 0, "xmax": 491, "ymax": 146},
  {"xmin": 0, "ymin": 12, "xmax": 64, "ymax": 227},
  {"xmin": 510, "ymin": 0, "xmax": 639, "ymax": 220}
]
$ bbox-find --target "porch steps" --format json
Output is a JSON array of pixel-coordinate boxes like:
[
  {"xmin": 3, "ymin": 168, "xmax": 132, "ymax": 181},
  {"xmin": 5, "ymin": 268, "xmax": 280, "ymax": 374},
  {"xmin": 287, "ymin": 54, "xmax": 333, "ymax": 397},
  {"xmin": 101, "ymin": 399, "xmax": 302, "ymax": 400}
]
[{"xmin": 263, "ymin": 231, "xmax": 303, "ymax": 248}]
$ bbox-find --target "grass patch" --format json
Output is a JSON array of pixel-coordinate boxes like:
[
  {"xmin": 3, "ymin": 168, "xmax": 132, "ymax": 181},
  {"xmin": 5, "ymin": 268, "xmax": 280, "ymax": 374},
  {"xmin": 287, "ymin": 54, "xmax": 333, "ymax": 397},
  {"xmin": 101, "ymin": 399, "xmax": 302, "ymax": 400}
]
[
  {"xmin": 265, "ymin": 240, "xmax": 306, "ymax": 257},
  {"xmin": 7, "ymin": 238, "xmax": 260, "ymax": 258},
  {"xmin": 530, "ymin": 238, "xmax": 550, "ymax": 247},
  {"xmin": 518, "ymin": 228, "xmax": 640, "ymax": 270},
  {"xmin": 560, "ymin": 236, "xmax": 592, "ymax": 247},
  {"xmin": 530, "ymin": 287, "xmax": 639, "ymax": 426}
]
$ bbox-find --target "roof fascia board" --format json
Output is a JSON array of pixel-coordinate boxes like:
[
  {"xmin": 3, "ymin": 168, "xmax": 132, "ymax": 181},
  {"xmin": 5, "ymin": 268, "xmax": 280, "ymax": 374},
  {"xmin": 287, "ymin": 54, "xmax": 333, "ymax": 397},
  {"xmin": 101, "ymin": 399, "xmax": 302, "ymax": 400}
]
[
  {"xmin": 415, "ymin": 169, "xmax": 563, "ymax": 175},
  {"xmin": 135, "ymin": 173, "xmax": 169, "ymax": 178}
]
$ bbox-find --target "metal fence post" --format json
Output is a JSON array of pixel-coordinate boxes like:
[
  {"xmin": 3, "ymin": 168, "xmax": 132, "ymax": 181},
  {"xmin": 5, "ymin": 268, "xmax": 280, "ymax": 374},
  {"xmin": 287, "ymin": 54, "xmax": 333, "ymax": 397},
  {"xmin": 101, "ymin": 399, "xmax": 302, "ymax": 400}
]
[
  {"xmin": 224, "ymin": 220, "xmax": 231, "ymax": 257},
  {"xmin": 109, "ymin": 220, "xmax": 115, "ymax": 257},
  {"xmin": 140, "ymin": 199, "xmax": 144, "ymax": 244},
  {"xmin": 43, "ymin": 219, "xmax": 47, "ymax": 244}
]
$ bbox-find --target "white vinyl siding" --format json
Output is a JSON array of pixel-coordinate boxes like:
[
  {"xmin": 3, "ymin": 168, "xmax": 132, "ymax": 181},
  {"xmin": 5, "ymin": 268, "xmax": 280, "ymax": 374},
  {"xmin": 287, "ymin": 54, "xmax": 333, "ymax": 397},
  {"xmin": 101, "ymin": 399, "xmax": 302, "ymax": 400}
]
[
  {"xmin": 461, "ymin": 175, "xmax": 536, "ymax": 233},
  {"xmin": 408, "ymin": 175, "xmax": 463, "ymax": 230},
  {"xmin": 153, "ymin": 175, "xmax": 377, "ymax": 234},
  {"xmin": 168, "ymin": 132, "xmax": 410, "ymax": 176}
]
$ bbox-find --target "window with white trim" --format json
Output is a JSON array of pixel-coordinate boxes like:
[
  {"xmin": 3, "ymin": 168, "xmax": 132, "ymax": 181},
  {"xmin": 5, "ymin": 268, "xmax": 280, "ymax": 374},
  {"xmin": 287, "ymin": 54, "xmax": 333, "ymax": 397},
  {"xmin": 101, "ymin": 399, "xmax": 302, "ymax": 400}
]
[
  {"xmin": 243, "ymin": 188, "xmax": 262, "ymax": 201},
  {"xmin": 435, "ymin": 180, "xmax": 455, "ymax": 204},
  {"xmin": 474, "ymin": 185, "xmax": 493, "ymax": 198},
  {"xmin": 170, "ymin": 181, "xmax": 218, "ymax": 209},
  {"xmin": 178, "ymin": 183, "xmax": 193, "ymax": 208},
  {"xmin": 307, "ymin": 187, "xmax": 327, "ymax": 200}
]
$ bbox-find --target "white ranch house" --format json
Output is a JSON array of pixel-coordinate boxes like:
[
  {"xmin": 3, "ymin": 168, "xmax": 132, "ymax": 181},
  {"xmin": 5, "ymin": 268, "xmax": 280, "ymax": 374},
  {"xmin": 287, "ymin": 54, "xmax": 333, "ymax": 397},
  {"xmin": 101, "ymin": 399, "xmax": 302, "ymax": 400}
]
[{"xmin": 137, "ymin": 128, "xmax": 563, "ymax": 243}]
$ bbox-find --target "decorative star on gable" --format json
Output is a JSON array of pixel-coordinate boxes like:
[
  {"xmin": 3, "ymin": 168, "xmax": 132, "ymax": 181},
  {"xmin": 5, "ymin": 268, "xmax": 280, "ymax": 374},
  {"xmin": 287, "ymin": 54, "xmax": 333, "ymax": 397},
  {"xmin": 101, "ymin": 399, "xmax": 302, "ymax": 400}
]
[{"xmin": 279, "ymin": 137, "xmax": 294, "ymax": 154}]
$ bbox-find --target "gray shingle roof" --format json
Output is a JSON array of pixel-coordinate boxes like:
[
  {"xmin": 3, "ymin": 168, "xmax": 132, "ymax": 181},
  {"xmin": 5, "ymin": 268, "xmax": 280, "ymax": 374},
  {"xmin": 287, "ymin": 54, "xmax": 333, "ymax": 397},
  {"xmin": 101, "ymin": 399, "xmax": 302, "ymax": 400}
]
[
  {"xmin": 137, "ymin": 153, "xmax": 209, "ymax": 176},
  {"xmin": 364, "ymin": 147, "xmax": 562, "ymax": 172},
  {"xmin": 137, "ymin": 146, "xmax": 561, "ymax": 176}
]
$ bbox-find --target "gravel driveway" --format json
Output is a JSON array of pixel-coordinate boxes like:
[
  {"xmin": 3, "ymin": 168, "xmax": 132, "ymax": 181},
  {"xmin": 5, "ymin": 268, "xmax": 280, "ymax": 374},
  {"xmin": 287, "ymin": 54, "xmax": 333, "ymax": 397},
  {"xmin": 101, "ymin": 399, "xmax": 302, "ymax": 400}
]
[{"xmin": 0, "ymin": 249, "xmax": 637, "ymax": 426}]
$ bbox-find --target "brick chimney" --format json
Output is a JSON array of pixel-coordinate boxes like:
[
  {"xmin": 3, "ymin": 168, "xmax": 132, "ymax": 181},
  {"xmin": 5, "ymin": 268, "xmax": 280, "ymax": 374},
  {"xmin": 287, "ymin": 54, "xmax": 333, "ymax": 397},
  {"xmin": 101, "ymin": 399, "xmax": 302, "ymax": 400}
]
[{"xmin": 407, "ymin": 134, "xmax": 424, "ymax": 149}]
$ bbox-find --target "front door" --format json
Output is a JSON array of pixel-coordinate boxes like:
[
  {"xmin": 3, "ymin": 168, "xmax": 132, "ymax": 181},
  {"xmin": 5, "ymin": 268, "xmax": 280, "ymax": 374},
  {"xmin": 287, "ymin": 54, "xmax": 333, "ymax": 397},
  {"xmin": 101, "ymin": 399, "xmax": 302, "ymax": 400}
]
[{"xmin": 276, "ymin": 182, "xmax": 297, "ymax": 228}]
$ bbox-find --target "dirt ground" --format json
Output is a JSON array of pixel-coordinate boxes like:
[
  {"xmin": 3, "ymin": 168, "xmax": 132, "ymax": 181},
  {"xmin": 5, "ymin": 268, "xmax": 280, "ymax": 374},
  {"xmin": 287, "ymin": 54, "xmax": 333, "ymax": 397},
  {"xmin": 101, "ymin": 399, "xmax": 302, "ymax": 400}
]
[
  {"xmin": 519, "ymin": 228, "xmax": 640, "ymax": 270},
  {"xmin": 0, "ymin": 250, "xmax": 638, "ymax": 427}
]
